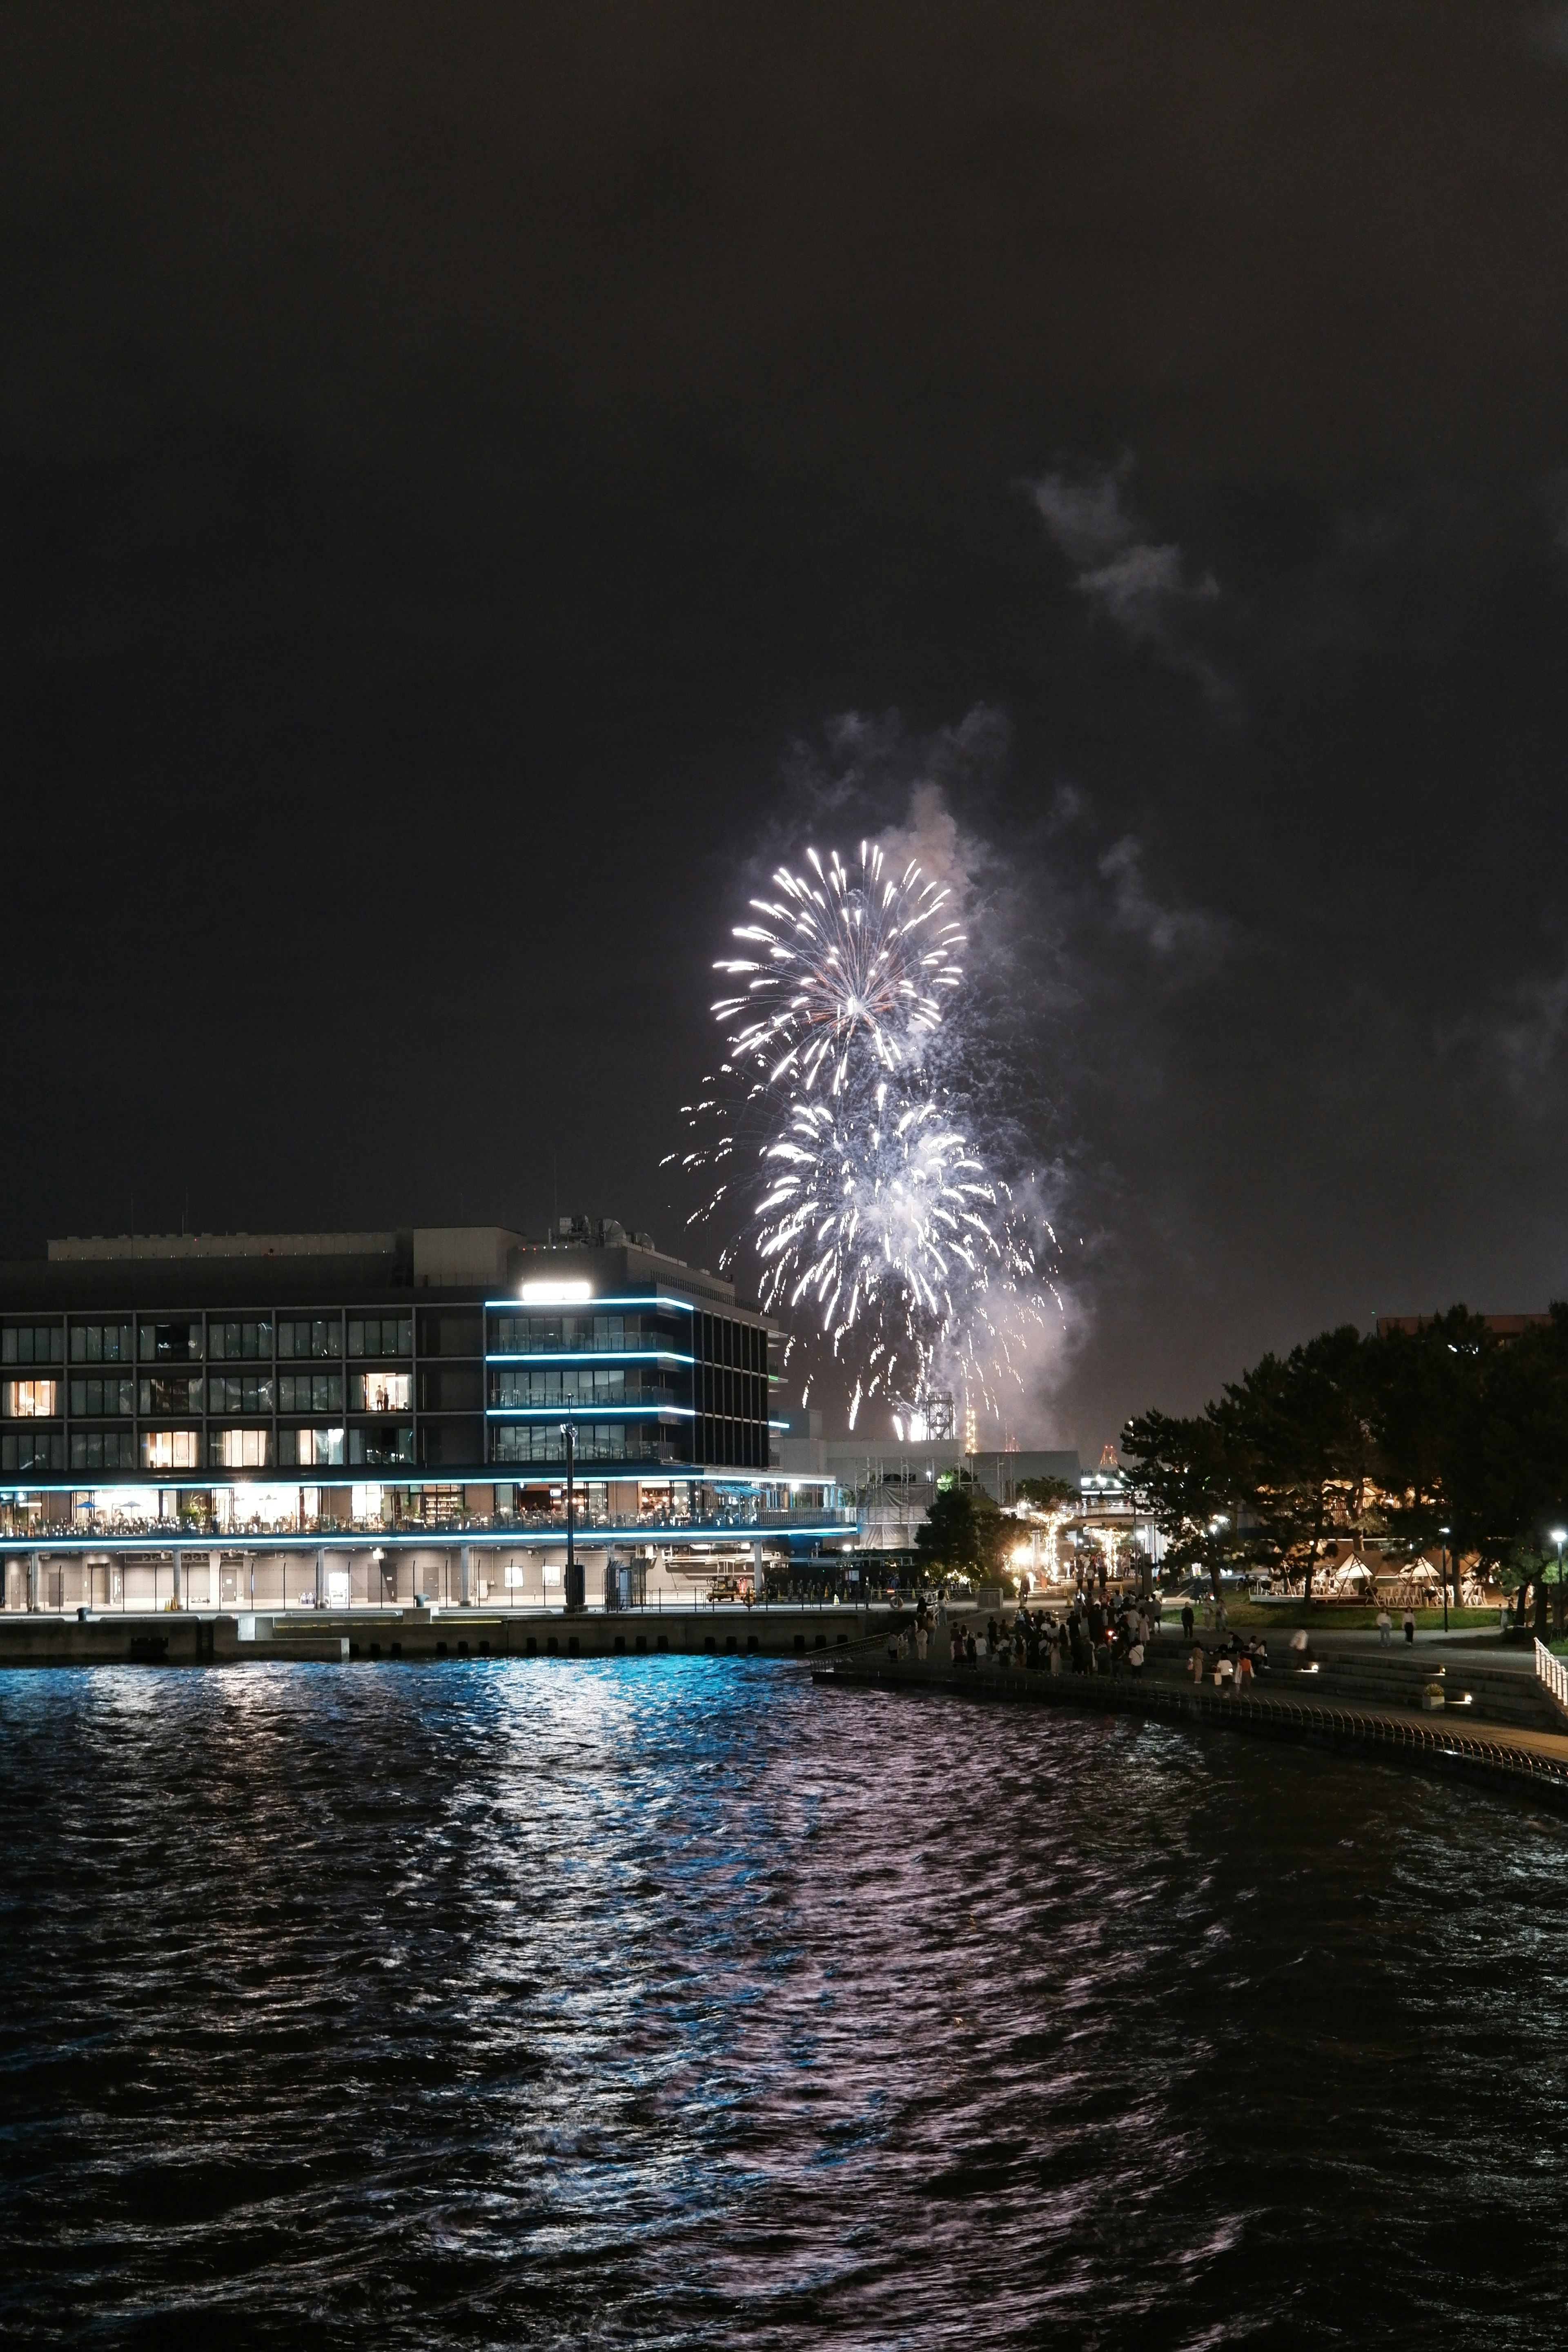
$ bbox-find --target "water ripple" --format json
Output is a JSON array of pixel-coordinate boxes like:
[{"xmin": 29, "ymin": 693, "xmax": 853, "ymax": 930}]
[{"xmin": 1, "ymin": 1660, "xmax": 1566, "ymax": 2345}]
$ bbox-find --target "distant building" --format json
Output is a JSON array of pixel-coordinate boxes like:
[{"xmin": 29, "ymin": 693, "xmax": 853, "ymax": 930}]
[{"xmin": 1375, "ymin": 1313, "xmax": 1552, "ymax": 1342}]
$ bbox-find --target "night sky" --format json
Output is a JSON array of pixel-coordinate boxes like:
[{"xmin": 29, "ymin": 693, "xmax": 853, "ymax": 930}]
[{"xmin": 7, "ymin": 4, "xmax": 1568, "ymax": 1455}]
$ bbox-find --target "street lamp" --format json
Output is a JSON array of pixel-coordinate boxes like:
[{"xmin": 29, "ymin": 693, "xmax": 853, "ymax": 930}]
[
  {"xmin": 1438, "ymin": 1526, "xmax": 1451, "ymax": 1634},
  {"xmin": 1552, "ymin": 1527, "xmax": 1566, "ymax": 1639},
  {"xmin": 561, "ymin": 1421, "xmax": 582, "ymax": 1612}
]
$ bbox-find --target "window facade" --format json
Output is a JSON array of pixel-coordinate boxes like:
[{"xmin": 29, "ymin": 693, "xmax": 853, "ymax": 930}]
[
  {"xmin": 2, "ymin": 1379, "xmax": 60, "ymax": 1419},
  {"xmin": 142, "ymin": 1430, "xmax": 202, "ymax": 1470},
  {"xmin": 205, "ymin": 1374, "xmax": 274, "ymax": 1415},
  {"xmin": 347, "ymin": 1317, "xmax": 412, "ymax": 1358},
  {"xmin": 489, "ymin": 1312, "xmax": 677, "ymax": 1355},
  {"xmin": 348, "ymin": 1424, "xmax": 414, "ymax": 1466},
  {"xmin": 277, "ymin": 1319, "xmax": 342, "ymax": 1359},
  {"xmin": 491, "ymin": 1421, "xmax": 673, "ymax": 1466},
  {"xmin": 2, "ymin": 1325, "xmax": 63, "ymax": 1364},
  {"xmin": 139, "ymin": 1322, "xmax": 203, "ymax": 1361},
  {"xmin": 140, "ymin": 1376, "xmax": 203, "ymax": 1416},
  {"xmin": 350, "ymin": 1369, "xmax": 411, "ymax": 1413},
  {"xmin": 208, "ymin": 1319, "xmax": 273, "ymax": 1360},
  {"xmin": 215, "ymin": 1427, "xmax": 274, "ymax": 1468},
  {"xmin": 70, "ymin": 1323, "xmax": 132, "ymax": 1363},
  {"xmin": 277, "ymin": 1372, "xmax": 342, "ymax": 1413},
  {"xmin": 70, "ymin": 1431, "xmax": 136, "ymax": 1471},
  {"xmin": 70, "ymin": 1377, "xmax": 134, "ymax": 1418},
  {"xmin": 2, "ymin": 1431, "xmax": 64, "ymax": 1472},
  {"xmin": 279, "ymin": 1425, "xmax": 344, "ymax": 1467}
]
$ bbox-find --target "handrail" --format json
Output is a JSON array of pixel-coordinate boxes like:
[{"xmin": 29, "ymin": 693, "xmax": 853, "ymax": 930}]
[{"xmin": 1535, "ymin": 1638, "xmax": 1568, "ymax": 1725}]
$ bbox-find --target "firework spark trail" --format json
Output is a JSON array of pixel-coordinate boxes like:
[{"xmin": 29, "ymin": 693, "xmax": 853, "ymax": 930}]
[{"xmin": 672, "ymin": 840, "xmax": 1061, "ymax": 1432}]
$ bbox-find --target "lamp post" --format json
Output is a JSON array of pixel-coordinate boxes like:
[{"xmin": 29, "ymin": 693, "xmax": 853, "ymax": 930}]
[
  {"xmin": 1552, "ymin": 1527, "xmax": 1566, "ymax": 1642},
  {"xmin": 1439, "ymin": 1526, "xmax": 1451, "ymax": 1634},
  {"xmin": 561, "ymin": 1422, "xmax": 582, "ymax": 1612}
]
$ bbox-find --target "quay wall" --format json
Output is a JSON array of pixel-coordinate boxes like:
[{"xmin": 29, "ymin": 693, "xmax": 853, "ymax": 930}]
[
  {"xmin": 818, "ymin": 1652, "xmax": 1568, "ymax": 1813},
  {"xmin": 0, "ymin": 1603, "xmax": 904, "ymax": 1670}
]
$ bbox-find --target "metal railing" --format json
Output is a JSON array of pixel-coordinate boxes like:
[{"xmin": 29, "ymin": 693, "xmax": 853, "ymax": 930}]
[{"xmin": 1535, "ymin": 1638, "xmax": 1568, "ymax": 1724}]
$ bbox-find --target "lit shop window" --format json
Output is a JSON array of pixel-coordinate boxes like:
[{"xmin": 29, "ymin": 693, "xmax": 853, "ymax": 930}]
[
  {"xmin": 205, "ymin": 1374, "xmax": 274, "ymax": 1415},
  {"xmin": 2, "ymin": 1324, "xmax": 63, "ymax": 1365},
  {"xmin": 138, "ymin": 1322, "xmax": 203, "ymax": 1362},
  {"xmin": 70, "ymin": 1378, "xmax": 134, "ymax": 1417},
  {"xmin": 70, "ymin": 1322, "xmax": 131, "ymax": 1363},
  {"xmin": 142, "ymin": 1429, "xmax": 203, "ymax": 1470},
  {"xmin": 277, "ymin": 1372, "xmax": 342, "ymax": 1413},
  {"xmin": 279, "ymin": 1425, "xmax": 345, "ymax": 1467},
  {"xmin": 347, "ymin": 1318, "xmax": 412, "ymax": 1359},
  {"xmin": 2, "ymin": 1379, "xmax": 60, "ymax": 1419},
  {"xmin": 140, "ymin": 1377, "xmax": 203, "ymax": 1416},
  {"xmin": 208, "ymin": 1320, "xmax": 273, "ymax": 1361},
  {"xmin": 350, "ymin": 1370, "xmax": 411, "ymax": 1414},
  {"xmin": 276, "ymin": 1319, "xmax": 341, "ymax": 1360},
  {"xmin": 216, "ymin": 1426, "xmax": 274, "ymax": 1469},
  {"xmin": 70, "ymin": 1431, "xmax": 136, "ymax": 1471}
]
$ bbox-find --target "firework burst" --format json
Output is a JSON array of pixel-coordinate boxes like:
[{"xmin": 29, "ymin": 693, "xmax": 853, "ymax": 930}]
[{"xmin": 674, "ymin": 840, "xmax": 1060, "ymax": 1432}]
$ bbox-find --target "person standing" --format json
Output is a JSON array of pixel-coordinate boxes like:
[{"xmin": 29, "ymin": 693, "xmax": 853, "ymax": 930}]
[
  {"xmin": 1377, "ymin": 1605, "xmax": 1392, "ymax": 1646},
  {"xmin": 1181, "ymin": 1599, "xmax": 1195, "ymax": 1643},
  {"xmin": 1403, "ymin": 1607, "xmax": 1416, "ymax": 1647}
]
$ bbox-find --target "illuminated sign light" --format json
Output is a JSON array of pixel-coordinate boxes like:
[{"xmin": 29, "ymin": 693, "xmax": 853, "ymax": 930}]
[{"xmin": 519, "ymin": 1280, "xmax": 592, "ymax": 1306}]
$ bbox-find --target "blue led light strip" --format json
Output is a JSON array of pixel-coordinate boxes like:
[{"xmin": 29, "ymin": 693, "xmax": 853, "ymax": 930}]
[
  {"xmin": 484, "ymin": 1405, "xmax": 697, "ymax": 1420},
  {"xmin": 484, "ymin": 1351, "xmax": 694, "ymax": 1366}
]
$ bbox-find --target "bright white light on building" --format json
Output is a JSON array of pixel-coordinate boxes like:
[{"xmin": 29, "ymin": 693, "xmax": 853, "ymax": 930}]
[{"xmin": 520, "ymin": 1280, "xmax": 593, "ymax": 1305}]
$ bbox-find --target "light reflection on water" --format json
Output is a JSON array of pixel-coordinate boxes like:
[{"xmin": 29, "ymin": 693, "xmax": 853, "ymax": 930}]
[{"xmin": 1, "ymin": 1657, "xmax": 1567, "ymax": 2347}]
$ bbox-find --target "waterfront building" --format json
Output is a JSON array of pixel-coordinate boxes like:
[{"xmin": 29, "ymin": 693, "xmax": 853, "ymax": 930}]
[{"xmin": 0, "ymin": 1222, "xmax": 855, "ymax": 1610}]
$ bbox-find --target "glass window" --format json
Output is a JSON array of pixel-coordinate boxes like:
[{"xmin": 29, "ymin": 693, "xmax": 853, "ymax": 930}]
[
  {"xmin": 70, "ymin": 1323, "xmax": 132, "ymax": 1364},
  {"xmin": 278, "ymin": 1425, "xmax": 345, "ymax": 1467},
  {"xmin": 205, "ymin": 1374, "xmax": 274, "ymax": 1415},
  {"xmin": 2, "ymin": 1325, "xmax": 63, "ymax": 1365},
  {"xmin": 216, "ymin": 1427, "xmax": 274, "ymax": 1468},
  {"xmin": 208, "ymin": 1320, "xmax": 272, "ymax": 1361},
  {"xmin": 351, "ymin": 1369, "xmax": 411, "ymax": 1414},
  {"xmin": 1, "ymin": 1379, "xmax": 60, "ymax": 1419},
  {"xmin": 347, "ymin": 1317, "xmax": 412, "ymax": 1358},
  {"xmin": 69, "ymin": 1430, "xmax": 136, "ymax": 1471},
  {"xmin": 141, "ymin": 1429, "xmax": 203, "ymax": 1470},
  {"xmin": 139, "ymin": 1376, "xmax": 203, "ymax": 1416},
  {"xmin": 69, "ymin": 1377, "xmax": 134, "ymax": 1418},
  {"xmin": 138, "ymin": 1323, "xmax": 202, "ymax": 1362},
  {"xmin": 277, "ymin": 1372, "xmax": 342, "ymax": 1413},
  {"xmin": 276, "ymin": 1318, "xmax": 341, "ymax": 1360},
  {"xmin": 1, "ymin": 1430, "xmax": 65, "ymax": 1472},
  {"xmin": 347, "ymin": 1424, "xmax": 414, "ymax": 1466}
]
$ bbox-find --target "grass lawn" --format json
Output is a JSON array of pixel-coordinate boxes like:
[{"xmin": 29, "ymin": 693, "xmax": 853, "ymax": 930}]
[{"xmin": 1165, "ymin": 1599, "xmax": 1505, "ymax": 1634}]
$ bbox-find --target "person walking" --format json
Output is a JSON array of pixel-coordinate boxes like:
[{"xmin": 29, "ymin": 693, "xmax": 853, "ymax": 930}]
[
  {"xmin": 1181, "ymin": 1599, "xmax": 1194, "ymax": 1643},
  {"xmin": 1377, "ymin": 1605, "xmax": 1392, "ymax": 1646},
  {"xmin": 1403, "ymin": 1607, "xmax": 1416, "ymax": 1646}
]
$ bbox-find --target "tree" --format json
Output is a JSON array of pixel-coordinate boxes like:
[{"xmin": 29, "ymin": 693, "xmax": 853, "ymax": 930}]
[
  {"xmin": 1120, "ymin": 1408, "xmax": 1246, "ymax": 1592},
  {"xmin": 1222, "ymin": 1325, "xmax": 1378, "ymax": 1602},
  {"xmin": 915, "ymin": 1476, "xmax": 1009, "ymax": 1579},
  {"xmin": 1016, "ymin": 1475, "xmax": 1076, "ymax": 1512}
]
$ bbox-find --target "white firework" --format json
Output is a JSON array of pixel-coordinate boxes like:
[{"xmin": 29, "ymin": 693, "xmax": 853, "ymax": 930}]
[{"xmin": 676, "ymin": 840, "xmax": 1059, "ymax": 1431}]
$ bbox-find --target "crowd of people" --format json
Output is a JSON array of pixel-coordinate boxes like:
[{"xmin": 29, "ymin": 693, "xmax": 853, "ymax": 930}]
[{"xmin": 882, "ymin": 1585, "xmax": 1276, "ymax": 1693}]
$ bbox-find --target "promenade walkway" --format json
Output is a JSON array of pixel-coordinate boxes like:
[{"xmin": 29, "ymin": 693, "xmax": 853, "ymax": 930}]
[{"xmin": 815, "ymin": 1633, "xmax": 1568, "ymax": 1809}]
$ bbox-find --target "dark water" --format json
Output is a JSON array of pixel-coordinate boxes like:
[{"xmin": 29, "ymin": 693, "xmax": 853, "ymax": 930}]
[{"xmin": 2, "ymin": 1662, "xmax": 1567, "ymax": 2348}]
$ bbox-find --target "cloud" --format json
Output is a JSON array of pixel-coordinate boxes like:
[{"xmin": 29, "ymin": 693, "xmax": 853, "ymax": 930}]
[
  {"xmin": 1464, "ymin": 964, "xmax": 1568, "ymax": 1106},
  {"xmin": 1099, "ymin": 835, "xmax": 1229, "ymax": 966},
  {"xmin": 1027, "ymin": 458, "xmax": 1234, "ymax": 710}
]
